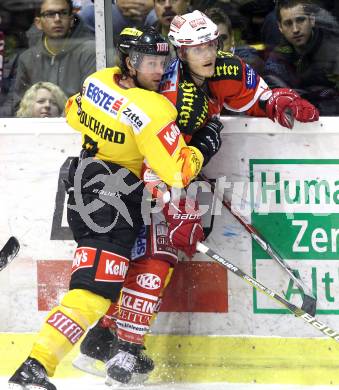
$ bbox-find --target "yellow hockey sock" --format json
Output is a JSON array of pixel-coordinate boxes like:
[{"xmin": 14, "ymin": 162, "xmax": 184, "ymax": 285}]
[{"xmin": 30, "ymin": 289, "xmax": 111, "ymax": 376}]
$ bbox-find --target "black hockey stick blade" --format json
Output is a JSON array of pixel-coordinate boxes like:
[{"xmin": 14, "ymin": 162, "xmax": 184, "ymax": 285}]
[
  {"xmin": 301, "ymin": 294, "xmax": 317, "ymax": 317},
  {"xmin": 196, "ymin": 242, "xmax": 339, "ymax": 342},
  {"xmin": 0, "ymin": 236, "xmax": 20, "ymax": 271},
  {"xmin": 264, "ymin": 241, "xmax": 316, "ymax": 316}
]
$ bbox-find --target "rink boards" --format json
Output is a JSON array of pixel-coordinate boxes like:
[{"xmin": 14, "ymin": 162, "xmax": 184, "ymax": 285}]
[{"xmin": 0, "ymin": 117, "xmax": 339, "ymax": 384}]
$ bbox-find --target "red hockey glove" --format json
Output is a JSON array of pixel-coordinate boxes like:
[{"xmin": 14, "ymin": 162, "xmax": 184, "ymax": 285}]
[
  {"xmin": 290, "ymin": 97, "xmax": 319, "ymax": 123},
  {"xmin": 164, "ymin": 198, "xmax": 205, "ymax": 257},
  {"xmin": 263, "ymin": 88, "xmax": 319, "ymax": 129}
]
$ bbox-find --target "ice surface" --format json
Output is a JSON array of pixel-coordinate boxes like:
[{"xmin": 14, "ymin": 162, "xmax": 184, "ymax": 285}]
[{"xmin": 0, "ymin": 376, "xmax": 336, "ymax": 390}]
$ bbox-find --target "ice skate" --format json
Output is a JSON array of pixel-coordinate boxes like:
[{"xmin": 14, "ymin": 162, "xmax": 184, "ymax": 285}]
[
  {"xmin": 72, "ymin": 321, "xmax": 115, "ymax": 377},
  {"xmin": 105, "ymin": 340, "xmax": 154, "ymax": 386},
  {"xmin": 8, "ymin": 357, "xmax": 56, "ymax": 390},
  {"xmin": 73, "ymin": 322, "xmax": 154, "ymax": 381},
  {"xmin": 105, "ymin": 344, "xmax": 154, "ymax": 386}
]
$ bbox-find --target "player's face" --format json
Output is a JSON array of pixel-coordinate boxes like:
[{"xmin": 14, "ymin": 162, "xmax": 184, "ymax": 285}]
[
  {"xmin": 183, "ymin": 40, "xmax": 218, "ymax": 78},
  {"xmin": 35, "ymin": 0, "xmax": 73, "ymax": 39},
  {"xmin": 279, "ymin": 4, "xmax": 315, "ymax": 50},
  {"xmin": 136, "ymin": 55, "xmax": 169, "ymax": 91},
  {"xmin": 32, "ymin": 88, "xmax": 61, "ymax": 117}
]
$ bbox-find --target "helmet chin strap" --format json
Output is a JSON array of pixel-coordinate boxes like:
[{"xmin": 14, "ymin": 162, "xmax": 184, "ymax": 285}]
[
  {"xmin": 133, "ymin": 72, "xmax": 143, "ymax": 88},
  {"xmin": 189, "ymin": 68, "xmax": 206, "ymax": 85},
  {"xmin": 182, "ymin": 60, "xmax": 206, "ymax": 86},
  {"xmin": 128, "ymin": 66, "xmax": 143, "ymax": 89}
]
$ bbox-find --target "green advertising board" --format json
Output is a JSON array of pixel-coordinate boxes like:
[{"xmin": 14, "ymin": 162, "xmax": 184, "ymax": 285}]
[{"xmin": 250, "ymin": 159, "xmax": 339, "ymax": 315}]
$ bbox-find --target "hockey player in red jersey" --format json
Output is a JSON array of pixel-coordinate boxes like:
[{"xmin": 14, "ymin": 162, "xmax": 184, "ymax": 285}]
[{"xmin": 163, "ymin": 10, "xmax": 319, "ymax": 133}]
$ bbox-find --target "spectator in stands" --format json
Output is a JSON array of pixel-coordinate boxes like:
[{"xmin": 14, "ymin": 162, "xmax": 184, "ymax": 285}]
[
  {"xmin": 80, "ymin": 0, "xmax": 157, "ymax": 43},
  {"xmin": 151, "ymin": 0, "xmax": 191, "ymax": 58},
  {"xmin": 0, "ymin": 3, "xmax": 38, "ymax": 117},
  {"xmin": 264, "ymin": 0, "xmax": 339, "ymax": 115},
  {"xmin": 152, "ymin": 0, "xmax": 191, "ymax": 37},
  {"xmin": 16, "ymin": 81, "xmax": 67, "ymax": 117},
  {"xmin": 205, "ymin": 5, "xmax": 264, "ymax": 73},
  {"xmin": 261, "ymin": 0, "xmax": 339, "ymax": 48},
  {"xmin": 12, "ymin": 0, "xmax": 96, "ymax": 113}
]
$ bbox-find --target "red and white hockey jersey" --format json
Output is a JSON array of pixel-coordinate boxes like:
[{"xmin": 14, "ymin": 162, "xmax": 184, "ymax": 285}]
[{"xmin": 159, "ymin": 51, "xmax": 269, "ymax": 139}]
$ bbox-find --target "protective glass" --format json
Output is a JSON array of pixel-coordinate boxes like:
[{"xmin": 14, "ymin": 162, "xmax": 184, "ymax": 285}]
[{"xmin": 183, "ymin": 39, "xmax": 218, "ymax": 58}]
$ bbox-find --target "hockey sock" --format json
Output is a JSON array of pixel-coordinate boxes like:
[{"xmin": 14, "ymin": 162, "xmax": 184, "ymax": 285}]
[
  {"xmin": 30, "ymin": 288, "xmax": 111, "ymax": 376},
  {"xmin": 100, "ymin": 301, "xmax": 119, "ymax": 329},
  {"xmin": 116, "ymin": 259, "xmax": 171, "ymax": 344}
]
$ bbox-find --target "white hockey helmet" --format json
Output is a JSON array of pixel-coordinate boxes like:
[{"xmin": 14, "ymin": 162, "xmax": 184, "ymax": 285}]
[{"xmin": 168, "ymin": 10, "xmax": 219, "ymax": 48}]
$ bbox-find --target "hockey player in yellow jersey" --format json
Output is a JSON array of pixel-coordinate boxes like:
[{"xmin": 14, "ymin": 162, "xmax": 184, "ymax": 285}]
[
  {"xmin": 65, "ymin": 35, "xmax": 202, "ymax": 187},
  {"xmin": 8, "ymin": 27, "xmax": 205, "ymax": 390}
]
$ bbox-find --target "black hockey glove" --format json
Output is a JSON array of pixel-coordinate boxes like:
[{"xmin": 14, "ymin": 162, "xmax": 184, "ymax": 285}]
[{"xmin": 189, "ymin": 117, "xmax": 223, "ymax": 166}]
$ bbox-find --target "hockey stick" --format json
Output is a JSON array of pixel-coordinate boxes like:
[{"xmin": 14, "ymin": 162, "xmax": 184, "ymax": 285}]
[
  {"xmin": 0, "ymin": 236, "xmax": 20, "ymax": 271},
  {"xmin": 197, "ymin": 242, "xmax": 338, "ymax": 341},
  {"xmin": 198, "ymin": 173, "xmax": 316, "ymax": 316}
]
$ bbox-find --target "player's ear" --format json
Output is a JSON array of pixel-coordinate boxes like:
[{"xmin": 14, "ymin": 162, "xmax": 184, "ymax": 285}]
[
  {"xmin": 177, "ymin": 49, "xmax": 184, "ymax": 62},
  {"xmin": 126, "ymin": 57, "xmax": 137, "ymax": 76}
]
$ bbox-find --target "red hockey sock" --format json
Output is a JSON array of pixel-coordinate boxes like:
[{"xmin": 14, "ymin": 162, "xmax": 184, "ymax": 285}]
[
  {"xmin": 99, "ymin": 301, "xmax": 119, "ymax": 330},
  {"xmin": 116, "ymin": 258, "xmax": 170, "ymax": 344}
]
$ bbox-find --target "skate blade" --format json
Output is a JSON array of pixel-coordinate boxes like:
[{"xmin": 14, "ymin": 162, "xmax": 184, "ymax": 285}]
[
  {"xmin": 105, "ymin": 373, "xmax": 149, "ymax": 387},
  {"xmin": 8, "ymin": 383, "xmax": 24, "ymax": 390},
  {"xmin": 8, "ymin": 383, "xmax": 47, "ymax": 390},
  {"xmin": 72, "ymin": 353, "xmax": 106, "ymax": 377}
]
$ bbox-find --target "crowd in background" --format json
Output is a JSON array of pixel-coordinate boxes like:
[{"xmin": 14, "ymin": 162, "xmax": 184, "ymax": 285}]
[{"xmin": 0, "ymin": 0, "xmax": 339, "ymax": 118}]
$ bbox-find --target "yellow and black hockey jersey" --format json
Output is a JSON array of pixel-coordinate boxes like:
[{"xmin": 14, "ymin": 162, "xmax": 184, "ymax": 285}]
[{"xmin": 65, "ymin": 67, "xmax": 203, "ymax": 188}]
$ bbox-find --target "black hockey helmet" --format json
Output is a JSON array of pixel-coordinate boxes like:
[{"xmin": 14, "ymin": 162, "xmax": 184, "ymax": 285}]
[
  {"xmin": 118, "ymin": 26, "xmax": 170, "ymax": 56},
  {"xmin": 118, "ymin": 26, "xmax": 170, "ymax": 75}
]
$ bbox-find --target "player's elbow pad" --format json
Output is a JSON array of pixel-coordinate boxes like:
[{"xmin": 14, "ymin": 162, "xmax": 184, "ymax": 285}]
[{"xmin": 189, "ymin": 118, "xmax": 223, "ymax": 166}]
